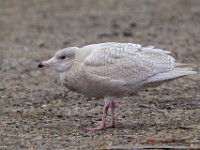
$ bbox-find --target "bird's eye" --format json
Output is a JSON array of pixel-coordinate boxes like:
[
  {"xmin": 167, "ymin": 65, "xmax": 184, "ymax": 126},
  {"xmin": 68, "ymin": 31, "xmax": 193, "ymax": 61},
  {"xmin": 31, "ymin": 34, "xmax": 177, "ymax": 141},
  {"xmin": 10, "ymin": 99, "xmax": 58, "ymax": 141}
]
[{"xmin": 60, "ymin": 56, "xmax": 66, "ymax": 60}]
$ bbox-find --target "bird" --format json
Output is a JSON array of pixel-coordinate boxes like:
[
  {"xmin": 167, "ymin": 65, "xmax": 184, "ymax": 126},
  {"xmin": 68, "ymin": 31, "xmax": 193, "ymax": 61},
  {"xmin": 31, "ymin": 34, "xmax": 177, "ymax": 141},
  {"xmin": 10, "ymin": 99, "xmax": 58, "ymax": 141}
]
[{"xmin": 38, "ymin": 42, "xmax": 197, "ymax": 131}]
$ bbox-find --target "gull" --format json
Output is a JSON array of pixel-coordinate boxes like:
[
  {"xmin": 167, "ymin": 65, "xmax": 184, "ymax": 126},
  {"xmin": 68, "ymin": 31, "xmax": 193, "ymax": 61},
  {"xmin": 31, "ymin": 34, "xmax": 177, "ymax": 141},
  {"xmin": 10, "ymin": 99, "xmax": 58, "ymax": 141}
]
[{"xmin": 38, "ymin": 42, "xmax": 197, "ymax": 131}]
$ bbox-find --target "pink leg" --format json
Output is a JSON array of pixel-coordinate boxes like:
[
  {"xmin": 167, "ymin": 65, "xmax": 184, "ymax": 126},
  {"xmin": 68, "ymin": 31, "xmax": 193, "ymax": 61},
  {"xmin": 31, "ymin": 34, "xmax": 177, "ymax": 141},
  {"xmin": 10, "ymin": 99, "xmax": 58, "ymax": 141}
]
[
  {"xmin": 85, "ymin": 97, "xmax": 114, "ymax": 131},
  {"xmin": 107, "ymin": 101, "xmax": 115, "ymax": 128}
]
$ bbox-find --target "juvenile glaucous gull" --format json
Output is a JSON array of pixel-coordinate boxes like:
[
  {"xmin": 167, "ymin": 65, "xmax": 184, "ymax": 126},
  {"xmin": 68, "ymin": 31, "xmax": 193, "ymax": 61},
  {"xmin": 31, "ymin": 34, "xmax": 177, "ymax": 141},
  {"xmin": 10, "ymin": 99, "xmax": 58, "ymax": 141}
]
[{"xmin": 38, "ymin": 42, "xmax": 197, "ymax": 131}]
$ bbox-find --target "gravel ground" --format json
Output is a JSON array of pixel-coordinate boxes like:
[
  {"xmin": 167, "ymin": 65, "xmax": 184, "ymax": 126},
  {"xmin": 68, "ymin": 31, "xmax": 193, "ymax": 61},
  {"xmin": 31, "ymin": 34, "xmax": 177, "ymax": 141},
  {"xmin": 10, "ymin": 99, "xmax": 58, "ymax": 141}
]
[{"xmin": 1, "ymin": 0, "xmax": 200, "ymax": 149}]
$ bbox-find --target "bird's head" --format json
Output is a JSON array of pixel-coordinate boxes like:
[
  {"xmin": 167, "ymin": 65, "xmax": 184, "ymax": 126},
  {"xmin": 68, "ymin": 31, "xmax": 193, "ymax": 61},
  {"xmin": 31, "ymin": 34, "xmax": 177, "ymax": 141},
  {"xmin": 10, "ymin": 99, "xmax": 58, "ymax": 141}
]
[{"xmin": 38, "ymin": 47, "xmax": 78, "ymax": 72}]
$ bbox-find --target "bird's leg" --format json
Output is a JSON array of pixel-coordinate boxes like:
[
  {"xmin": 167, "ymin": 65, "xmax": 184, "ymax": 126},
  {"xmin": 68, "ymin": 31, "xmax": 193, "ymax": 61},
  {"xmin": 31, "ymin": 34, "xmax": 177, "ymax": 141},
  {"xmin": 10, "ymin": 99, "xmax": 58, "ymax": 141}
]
[
  {"xmin": 85, "ymin": 97, "xmax": 114, "ymax": 131},
  {"xmin": 107, "ymin": 101, "xmax": 115, "ymax": 128}
]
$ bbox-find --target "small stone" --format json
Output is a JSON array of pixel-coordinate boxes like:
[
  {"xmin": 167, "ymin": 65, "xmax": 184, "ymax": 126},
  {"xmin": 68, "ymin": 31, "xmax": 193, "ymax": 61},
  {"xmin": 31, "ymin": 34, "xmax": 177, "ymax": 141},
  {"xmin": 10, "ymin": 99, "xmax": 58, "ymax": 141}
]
[
  {"xmin": 25, "ymin": 102, "xmax": 32, "ymax": 106},
  {"xmin": 140, "ymin": 138, "xmax": 147, "ymax": 144},
  {"xmin": 63, "ymin": 41, "xmax": 70, "ymax": 46},
  {"xmin": 123, "ymin": 30, "xmax": 132, "ymax": 37},
  {"xmin": 57, "ymin": 115, "xmax": 63, "ymax": 118},
  {"xmin": 129, "ymin": 22, "xmax": 137, "ymax": 28},
  {"xmin": 37, "ymin": 40, "xmax": 45, "ymax": 48},
  {"xmin": 41, "ymin": 104, "xmax": 47, "ymax": 108}
]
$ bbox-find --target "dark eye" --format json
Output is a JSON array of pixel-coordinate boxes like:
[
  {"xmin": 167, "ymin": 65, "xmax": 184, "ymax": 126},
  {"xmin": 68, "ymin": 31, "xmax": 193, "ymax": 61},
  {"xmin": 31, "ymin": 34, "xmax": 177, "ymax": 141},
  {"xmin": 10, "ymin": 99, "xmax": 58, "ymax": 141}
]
[{"xmin": 60, "ymin": 56, "xmax": 66, "ymax": 60}]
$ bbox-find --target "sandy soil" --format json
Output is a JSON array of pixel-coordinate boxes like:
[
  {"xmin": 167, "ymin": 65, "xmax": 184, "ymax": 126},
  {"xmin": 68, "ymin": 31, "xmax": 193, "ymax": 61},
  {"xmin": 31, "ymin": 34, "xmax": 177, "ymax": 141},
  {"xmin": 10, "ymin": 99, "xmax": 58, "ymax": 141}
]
[{"xmin": 1, "ymin": 0, "xmax": 200, "ymax": 149}]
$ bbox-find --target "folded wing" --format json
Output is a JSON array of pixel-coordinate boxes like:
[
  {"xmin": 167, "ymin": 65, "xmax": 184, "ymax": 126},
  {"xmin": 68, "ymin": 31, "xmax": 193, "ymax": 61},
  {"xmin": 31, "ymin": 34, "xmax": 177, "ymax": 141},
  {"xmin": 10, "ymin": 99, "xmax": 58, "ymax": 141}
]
[{"xmin": 83, "ymin": 43, "xmax": 194, "ymax": 86}]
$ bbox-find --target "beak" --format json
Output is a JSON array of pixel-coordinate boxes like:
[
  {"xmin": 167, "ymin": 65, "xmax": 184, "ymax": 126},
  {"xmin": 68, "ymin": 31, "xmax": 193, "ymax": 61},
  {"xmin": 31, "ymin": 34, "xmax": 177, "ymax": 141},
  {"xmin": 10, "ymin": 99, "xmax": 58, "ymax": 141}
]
[
  {"xmin": 38, "ymin": 60, "xmax": 52, "ymax": 68},
  {"xmin": 38, "ymin": 62, "xmax": 43, "ymax": 68}
]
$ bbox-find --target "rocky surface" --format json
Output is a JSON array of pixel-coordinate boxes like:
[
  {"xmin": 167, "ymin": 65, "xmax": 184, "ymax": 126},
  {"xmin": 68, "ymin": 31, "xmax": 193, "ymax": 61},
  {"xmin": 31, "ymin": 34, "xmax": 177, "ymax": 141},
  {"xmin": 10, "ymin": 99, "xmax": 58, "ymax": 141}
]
[{"xmin": 1, "ymin": 0, "xmax": 200, "ymax": 149}]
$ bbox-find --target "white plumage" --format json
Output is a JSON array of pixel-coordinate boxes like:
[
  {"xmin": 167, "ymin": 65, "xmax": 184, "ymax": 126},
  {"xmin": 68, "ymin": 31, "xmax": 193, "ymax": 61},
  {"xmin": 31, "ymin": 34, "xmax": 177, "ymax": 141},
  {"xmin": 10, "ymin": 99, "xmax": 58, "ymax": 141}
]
[
  {"xmin": 84, "ymin": 43, "xmax": 175, "ymax": 84},
  {"xmin": 38, "ymin": 42, "xmax": 197, "ymax": 131}
]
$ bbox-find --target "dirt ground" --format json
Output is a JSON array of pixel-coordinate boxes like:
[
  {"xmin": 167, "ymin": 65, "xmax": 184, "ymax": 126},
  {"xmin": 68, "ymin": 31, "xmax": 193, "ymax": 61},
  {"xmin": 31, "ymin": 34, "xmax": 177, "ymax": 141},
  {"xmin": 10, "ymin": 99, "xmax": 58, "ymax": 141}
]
[{"xmin": 1, "ymin": 0, "xmax": 200, "ymax": 149}]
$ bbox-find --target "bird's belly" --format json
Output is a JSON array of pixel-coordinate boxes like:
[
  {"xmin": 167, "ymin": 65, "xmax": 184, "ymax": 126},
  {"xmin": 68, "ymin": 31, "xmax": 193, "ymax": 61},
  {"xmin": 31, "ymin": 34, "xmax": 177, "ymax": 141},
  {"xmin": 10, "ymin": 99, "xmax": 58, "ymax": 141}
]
[{"xmin": 61, "ymin": 73, "xmax": 127, "ymax": 98}]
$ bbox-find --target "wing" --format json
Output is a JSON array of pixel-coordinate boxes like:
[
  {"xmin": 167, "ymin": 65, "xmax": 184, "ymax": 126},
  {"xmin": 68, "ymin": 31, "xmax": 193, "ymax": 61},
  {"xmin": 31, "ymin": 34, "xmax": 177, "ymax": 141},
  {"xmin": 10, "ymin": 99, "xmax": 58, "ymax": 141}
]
[{"xmin": 83, "ymin": 42, "xmax": 175, "ymax": 85}]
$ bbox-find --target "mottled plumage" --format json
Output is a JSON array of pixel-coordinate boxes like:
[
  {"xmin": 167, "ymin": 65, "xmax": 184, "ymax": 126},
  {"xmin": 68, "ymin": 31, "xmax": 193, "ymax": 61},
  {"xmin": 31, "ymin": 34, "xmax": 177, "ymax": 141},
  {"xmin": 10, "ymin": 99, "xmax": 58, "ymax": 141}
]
[{"xmin": 38, "ymin": 42, "xmax": 197, "ymax": 131}]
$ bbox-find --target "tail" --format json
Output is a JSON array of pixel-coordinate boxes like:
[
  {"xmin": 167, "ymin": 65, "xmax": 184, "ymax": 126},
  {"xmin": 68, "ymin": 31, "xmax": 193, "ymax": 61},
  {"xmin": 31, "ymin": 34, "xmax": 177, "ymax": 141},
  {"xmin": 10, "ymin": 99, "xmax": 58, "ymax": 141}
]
[
  {"xmin": 146, "ymin": 63, "xmax": 197, "ymax": 83},
  {"xmin": 175, "ymin": 63, "xmax": 197, "ymax": 68}
]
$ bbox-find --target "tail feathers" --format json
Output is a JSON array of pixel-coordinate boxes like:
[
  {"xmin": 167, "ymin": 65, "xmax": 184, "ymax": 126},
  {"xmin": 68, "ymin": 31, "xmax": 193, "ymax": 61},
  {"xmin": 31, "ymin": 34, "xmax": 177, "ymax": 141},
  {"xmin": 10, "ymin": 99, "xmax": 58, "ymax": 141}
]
[
  {"xmin": 146, "ymin": 67, "xmax": 197, "ymax": 83},
  {"xmin": 175, "ymin": 63, "xmax": 197, "ymax": 68}
]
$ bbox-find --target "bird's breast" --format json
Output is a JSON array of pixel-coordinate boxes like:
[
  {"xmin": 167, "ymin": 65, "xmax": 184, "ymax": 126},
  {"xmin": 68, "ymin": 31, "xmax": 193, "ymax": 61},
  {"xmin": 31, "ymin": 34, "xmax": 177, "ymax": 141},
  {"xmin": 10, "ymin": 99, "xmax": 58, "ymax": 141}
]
[{"xmin": 60, "ymin": 69, "xmax": 79, "ymax": 92}]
